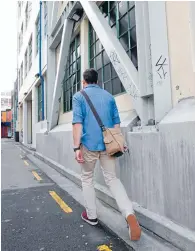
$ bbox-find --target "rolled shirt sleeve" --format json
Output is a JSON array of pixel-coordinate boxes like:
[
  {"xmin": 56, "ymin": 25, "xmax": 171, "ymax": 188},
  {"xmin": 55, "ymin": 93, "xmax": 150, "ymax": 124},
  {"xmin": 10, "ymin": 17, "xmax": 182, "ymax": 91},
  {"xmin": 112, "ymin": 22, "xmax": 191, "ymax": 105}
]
[
  {"xmin": 72, "ymin": 93, "xmax": 84, "ymax": 124},
  {"xmin": 112, "ymin": 98, "xmax": 121, "ymax": 125}
]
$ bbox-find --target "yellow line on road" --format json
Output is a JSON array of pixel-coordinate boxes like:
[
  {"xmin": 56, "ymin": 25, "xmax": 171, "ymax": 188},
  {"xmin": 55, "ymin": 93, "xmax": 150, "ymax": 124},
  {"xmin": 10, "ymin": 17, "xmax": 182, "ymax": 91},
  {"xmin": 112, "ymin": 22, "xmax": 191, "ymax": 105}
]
[
  {"xmin": 24, "ymin": 160, "xmax": 29, "ymax": 166},
  {"xmin": 97, "ymin": 245, "xmax": 112, "ymax": 251},
  {"xmin": 49, "ymin": 191, "xmax": 72, "ymax": 213},
  {"xmin": 32, "ymin": 171, "xmax": 42, "ymax": 181}
]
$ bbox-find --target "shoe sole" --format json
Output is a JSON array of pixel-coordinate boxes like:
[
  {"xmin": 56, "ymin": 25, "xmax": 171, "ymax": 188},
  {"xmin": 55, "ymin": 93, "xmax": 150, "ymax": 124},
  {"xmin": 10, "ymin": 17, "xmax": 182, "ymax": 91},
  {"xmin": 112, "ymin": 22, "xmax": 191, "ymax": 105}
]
[
  {"xmin": 81, "ymin": 214, "xmax": 98, "ymax": 226},
  {"xmin": 127, "ymin": 214, "xmax": 141, "ymax": 241}
]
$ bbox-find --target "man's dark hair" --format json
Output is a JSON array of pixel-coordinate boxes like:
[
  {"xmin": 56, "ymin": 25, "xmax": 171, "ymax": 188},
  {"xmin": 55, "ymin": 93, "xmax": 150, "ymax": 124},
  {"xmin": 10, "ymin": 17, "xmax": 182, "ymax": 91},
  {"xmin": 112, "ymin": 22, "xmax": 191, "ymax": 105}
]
[{"xmin": 83, "ymin": 68, "xmax": 98, "ymax": 84}]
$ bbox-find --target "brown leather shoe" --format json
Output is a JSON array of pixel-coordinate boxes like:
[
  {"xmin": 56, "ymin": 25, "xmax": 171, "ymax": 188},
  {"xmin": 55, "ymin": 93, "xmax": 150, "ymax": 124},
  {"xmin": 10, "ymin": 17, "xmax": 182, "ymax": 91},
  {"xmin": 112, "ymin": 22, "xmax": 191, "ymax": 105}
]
[{"xmin": 126, "ymin": 214, "xmax": 141, "ymax": 241}]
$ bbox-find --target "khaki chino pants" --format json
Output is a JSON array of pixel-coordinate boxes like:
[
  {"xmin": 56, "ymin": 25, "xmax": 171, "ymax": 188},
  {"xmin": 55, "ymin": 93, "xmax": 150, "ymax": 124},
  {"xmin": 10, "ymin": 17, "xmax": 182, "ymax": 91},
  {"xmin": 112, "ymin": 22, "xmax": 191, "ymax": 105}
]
[{"xmin": 81, "ymin": 146, "xmax": 134, "ymax": 219}]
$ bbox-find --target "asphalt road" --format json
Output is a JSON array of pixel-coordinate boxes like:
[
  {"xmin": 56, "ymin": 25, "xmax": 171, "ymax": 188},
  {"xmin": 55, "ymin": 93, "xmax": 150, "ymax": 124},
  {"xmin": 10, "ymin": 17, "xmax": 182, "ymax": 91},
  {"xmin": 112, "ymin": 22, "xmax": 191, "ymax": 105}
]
[{"xmin": 1, "ymin": 139, "xmax": 133, "ymax": 251}]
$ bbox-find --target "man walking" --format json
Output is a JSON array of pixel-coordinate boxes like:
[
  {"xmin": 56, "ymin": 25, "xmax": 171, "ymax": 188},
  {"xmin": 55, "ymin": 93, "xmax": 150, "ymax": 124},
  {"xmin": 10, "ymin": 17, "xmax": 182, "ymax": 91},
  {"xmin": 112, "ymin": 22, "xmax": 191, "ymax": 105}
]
[{"xmin": 72, "ymin": 69, "xmax": 141, "ymax": 241}]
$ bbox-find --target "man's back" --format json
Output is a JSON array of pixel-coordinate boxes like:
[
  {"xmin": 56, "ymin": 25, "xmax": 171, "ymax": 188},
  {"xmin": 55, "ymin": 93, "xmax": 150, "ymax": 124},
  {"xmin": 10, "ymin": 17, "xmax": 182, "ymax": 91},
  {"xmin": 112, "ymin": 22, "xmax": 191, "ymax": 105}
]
[{"xmin": 72, "ymin": 84, "xmax": 120, "ymax": 151}]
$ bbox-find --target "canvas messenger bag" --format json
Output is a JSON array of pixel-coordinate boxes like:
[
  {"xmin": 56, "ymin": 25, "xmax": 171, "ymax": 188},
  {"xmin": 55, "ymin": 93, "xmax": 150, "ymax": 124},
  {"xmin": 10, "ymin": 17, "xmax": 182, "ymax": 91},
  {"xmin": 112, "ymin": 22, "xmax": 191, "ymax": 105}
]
[{"xmin": 80, "ymin": 90, "xmax": 125, "ymax": 157}]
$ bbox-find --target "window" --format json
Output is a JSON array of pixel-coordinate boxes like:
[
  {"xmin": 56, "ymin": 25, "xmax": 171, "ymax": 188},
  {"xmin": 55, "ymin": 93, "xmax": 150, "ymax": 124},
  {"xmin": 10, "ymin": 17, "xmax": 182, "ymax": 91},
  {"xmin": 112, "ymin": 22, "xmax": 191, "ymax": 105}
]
[
  {"xmin": 18, "ymin": 70, "xmax": 20, "ymax": 89},
  {"xmin": 28, "ymin": 36, "xmax": 32, "ymax": 70},
  {"xmin": 24, "ymin": 49, "xmax": 28, "ymax": 77},
  {"xmin": 36, "ymin": 14, "xmax": 40, "ymax": 54},
  {"xmin": 19, "ymin": 23, "xmax": 23, "ymax": 52},
  {"xmin": 21, "ymin": 23, "xmax": 23, "ymax": 46},
  {"xmin": 18, "ymin": 2, "xmax": 21, "ymax": 17},
  {"xmin": 21, "ymin": 63, "xmax": 23, "ymax": 86},
  {"xmin": 25, "ymin": 2, "xmax": 32, "ymax": 29},
  {"xmin": 63, "ymin": 34, "xmax": 81, "ymax": 112},
  {"xmin": 18, "ymin": 33, "xmax": 21, "ymax": 52},
  {"xmin": 89, "ymin": 1, "xmax": 137, "ymax": 95},
  {"xmin": 44, "ymin": 1, "xmax": 48, "ymax": 37},
  {"xmin": 25, "ymin": 3, "xmax": 28, "ymax": 29},
  {"xmin": 37, "ymin": 84, "xmax": 42, "ymax": 122}
]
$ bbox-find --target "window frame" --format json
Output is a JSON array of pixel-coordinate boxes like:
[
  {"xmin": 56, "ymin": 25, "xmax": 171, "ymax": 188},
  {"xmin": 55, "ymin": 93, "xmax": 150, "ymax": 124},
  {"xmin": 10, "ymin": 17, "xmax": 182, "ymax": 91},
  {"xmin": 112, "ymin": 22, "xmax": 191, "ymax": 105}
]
[
  {"xmin": 21, "ymin": 62, "xmax": 23, "ymax": 86},
  {"xmin": 25, "ymin": 2, "xmax": 32, "ymax": 30},
  {"xmin": 24, "ymin": 49, "xmax": 28, "ymax": 77},
  {"xmin": 35, "ymin": 13, "xmax": 40, "ymax": 55},
  {"xmin": 37, "ymin": 84, "xmax": 42, "ymax": 122},
  {"xmin": 44, "ymin": 1, "xmax": 48, "ymax": 37},
  {"xmin": 21, "ymin": 23, "xmax": 23, "ymax": 47},
  {"xmin": 28, "ymin": 36, "xmax": 32, "ymax": 71},
  {"xmin": 63, "ymin": 34, "xmax": 81, "ymax": 113}
]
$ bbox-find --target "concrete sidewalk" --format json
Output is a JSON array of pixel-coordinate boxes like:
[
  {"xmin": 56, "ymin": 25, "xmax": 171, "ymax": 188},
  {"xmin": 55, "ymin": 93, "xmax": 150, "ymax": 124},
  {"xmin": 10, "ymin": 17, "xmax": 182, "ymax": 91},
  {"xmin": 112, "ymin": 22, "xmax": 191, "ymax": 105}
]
[{"xmin": 21, "ymin": 142, "xmax": 183, "ymax": 251}]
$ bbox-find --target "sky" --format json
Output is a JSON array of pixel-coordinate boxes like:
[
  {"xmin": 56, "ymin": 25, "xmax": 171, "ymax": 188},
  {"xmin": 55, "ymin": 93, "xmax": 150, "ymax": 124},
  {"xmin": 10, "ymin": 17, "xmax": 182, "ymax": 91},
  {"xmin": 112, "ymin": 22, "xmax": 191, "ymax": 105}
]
[{"xmin": 0, "ymin": 1, "xmax": 17, "ymax": 92}]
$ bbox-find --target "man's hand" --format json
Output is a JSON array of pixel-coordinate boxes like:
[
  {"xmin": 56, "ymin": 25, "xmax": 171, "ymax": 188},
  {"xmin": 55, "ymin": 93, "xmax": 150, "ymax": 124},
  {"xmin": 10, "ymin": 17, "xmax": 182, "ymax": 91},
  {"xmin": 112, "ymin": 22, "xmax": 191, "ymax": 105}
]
[{"xmin": 75, "ymin": 149, "xmax": 85, "ymax": 163}]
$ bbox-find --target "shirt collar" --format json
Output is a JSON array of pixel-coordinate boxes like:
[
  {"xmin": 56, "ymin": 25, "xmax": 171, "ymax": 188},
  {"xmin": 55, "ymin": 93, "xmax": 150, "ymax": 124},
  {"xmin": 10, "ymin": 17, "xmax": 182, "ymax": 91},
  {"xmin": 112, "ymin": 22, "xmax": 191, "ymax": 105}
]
[{"xmin": 84, "ymin": 84, "xmax": 100, "ymax": 89}]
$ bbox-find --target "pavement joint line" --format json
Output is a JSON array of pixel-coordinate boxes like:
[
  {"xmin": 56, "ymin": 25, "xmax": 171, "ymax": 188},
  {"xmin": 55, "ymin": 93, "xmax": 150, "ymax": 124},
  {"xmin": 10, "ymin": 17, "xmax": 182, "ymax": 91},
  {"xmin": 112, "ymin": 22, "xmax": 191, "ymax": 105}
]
[
  {"xmin": 49, "ymin": 191, "xmax": 73, "ymax": 213},
  {"xmin": 24, "ymin": 160, "xmax": 29, "ymax": 166},
  {"xmin": 32, "ymin": 171, "xmax": 42, "ymax": 181}
]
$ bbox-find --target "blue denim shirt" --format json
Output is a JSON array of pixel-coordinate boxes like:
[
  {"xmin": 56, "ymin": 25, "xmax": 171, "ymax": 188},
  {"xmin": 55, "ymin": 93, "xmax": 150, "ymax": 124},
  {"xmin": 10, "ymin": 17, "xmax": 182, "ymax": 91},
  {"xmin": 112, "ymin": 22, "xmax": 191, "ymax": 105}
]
[{"xmin": 72, "ymin": 84, "xmax": 121, "ymax": 151}]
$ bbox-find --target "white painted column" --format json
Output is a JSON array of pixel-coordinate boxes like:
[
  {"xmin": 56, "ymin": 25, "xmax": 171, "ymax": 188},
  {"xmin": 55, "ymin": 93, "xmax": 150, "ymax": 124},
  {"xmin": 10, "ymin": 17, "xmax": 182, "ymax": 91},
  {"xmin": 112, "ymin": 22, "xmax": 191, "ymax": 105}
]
[
  {"xmin": 189, "ymin": 1, "xmax": 195, "ymax": 72},
  {"xmin": 47, "ymin": 2, "xmax": 58, "ymax": 131},
  {"xmin": 148, "ymin": 1, "xmax": 172, "ymax": 123},
  {"xmin": 22, "ymin": 100, "xmax": 28, "ymax": 145},
  {"xmin": 135, "ymin": 1, "xmax": 155, "ymax": 125},
  {"xmin": 27, "ymin": 101, "xmax": 32, "ymax": 144},
  {"xmin": 80, "ymin": 18, "xmax": 89, "ymax": 84},
  {"xmin": 32, "ymin": 87, "xmax": 37, "ymax": 148},
  {"xmin": 135, "ymin": 1, "xmax": 153, "ymax": 96}
]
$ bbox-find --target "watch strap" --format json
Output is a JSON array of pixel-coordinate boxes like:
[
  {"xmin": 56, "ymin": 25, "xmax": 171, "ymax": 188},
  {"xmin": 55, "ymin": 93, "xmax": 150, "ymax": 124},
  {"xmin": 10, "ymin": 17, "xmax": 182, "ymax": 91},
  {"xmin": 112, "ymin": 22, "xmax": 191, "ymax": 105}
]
[{"xmin": 73, "ymin": 146, "xmax": 80, "ymax": 152}]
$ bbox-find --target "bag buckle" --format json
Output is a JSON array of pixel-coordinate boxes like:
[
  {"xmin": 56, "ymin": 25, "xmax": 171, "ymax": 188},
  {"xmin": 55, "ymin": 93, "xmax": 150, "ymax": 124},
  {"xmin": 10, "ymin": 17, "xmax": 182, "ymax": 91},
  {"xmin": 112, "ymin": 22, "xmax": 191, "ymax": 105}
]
[{"xmin": 101, "ymin": 125, "xmax": 106, "ymax": 131}]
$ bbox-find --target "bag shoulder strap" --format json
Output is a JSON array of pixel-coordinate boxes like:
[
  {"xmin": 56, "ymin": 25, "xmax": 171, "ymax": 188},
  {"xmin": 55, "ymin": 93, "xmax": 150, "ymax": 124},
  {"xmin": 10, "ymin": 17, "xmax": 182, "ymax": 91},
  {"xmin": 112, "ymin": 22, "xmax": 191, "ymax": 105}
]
[{"xmin": 80, "ymin": 90, "xmax": 105, "ymax": 131}]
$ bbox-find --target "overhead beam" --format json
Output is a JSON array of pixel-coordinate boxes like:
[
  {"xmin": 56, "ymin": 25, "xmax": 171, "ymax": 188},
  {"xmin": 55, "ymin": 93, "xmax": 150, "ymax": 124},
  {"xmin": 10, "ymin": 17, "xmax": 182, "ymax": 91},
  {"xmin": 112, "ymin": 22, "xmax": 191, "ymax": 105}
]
[
  {"xmin": 80, "ymin": 1, "xmax": 143, "ymax": 121},
  {"xmin": 49, "ymin": 18, "xmax": 74, "ymax": 130}
]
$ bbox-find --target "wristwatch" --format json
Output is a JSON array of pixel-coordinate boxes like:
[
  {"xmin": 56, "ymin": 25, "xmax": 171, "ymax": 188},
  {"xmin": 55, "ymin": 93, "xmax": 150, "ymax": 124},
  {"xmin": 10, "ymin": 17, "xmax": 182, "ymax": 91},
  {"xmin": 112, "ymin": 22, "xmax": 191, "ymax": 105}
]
[{"xmin": 73, "ymin": 146, "xmax": 80, "ymax": 152}]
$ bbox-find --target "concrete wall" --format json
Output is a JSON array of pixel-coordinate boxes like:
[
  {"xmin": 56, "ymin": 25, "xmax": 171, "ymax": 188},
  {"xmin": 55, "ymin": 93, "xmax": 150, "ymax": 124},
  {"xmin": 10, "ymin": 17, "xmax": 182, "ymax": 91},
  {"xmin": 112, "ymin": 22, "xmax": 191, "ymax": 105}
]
[
  {"xmin": 36, "ymin": 98, "xmax": 195, "ymax": 251},
  {"xmin": 166, "ymin": 1, "xmax": 195, "ymax": 105}
]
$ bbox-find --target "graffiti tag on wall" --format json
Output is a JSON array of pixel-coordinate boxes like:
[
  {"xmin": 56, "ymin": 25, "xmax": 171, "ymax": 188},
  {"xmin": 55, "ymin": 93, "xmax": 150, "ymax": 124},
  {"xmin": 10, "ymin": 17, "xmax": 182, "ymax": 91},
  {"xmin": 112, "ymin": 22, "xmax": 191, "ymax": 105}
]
[
  {"xmin": 155, "ymin": 55, "xmax": 168, "ymax": 80},
  {"xmin": 109, "ymin": 50, "xmax": 139, "ymax": 99}
]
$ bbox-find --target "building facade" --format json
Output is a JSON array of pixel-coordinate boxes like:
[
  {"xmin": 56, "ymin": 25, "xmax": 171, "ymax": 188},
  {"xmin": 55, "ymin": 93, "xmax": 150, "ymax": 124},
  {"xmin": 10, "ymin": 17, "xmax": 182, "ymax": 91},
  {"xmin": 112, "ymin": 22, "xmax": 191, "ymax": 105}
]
[
  {"xmin": 17, "ymin": 1, "xmax": 48, "ymax": 146},
  {"xmin": 1, "ymin": 91, "xmax": 11, "ymax": 111},
  {"xmin": 16, "ymin": 2, "xmax": 195, "ymax": 250}
]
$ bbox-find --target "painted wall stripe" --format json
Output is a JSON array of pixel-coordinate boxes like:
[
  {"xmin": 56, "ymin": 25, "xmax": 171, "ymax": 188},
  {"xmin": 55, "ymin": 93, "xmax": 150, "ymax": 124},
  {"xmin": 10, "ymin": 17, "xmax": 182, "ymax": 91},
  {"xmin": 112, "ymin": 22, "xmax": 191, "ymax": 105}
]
[{"xmin": 49, "ymin": 191, "xmax": 72, "ymax": 213}]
